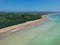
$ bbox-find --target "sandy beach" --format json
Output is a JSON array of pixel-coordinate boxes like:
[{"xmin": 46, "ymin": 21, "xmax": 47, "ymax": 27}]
[{"xmin": 0, "ymin": 15, "xmax": 47, "ymax": 39}]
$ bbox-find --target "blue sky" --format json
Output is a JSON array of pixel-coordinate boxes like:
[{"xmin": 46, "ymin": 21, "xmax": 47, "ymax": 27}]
[{"xmin": 0, "ymin": 0, "xmax": 60, "ymax": 12}]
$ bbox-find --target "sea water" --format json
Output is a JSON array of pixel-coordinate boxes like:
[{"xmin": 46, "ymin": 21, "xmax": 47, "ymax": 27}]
[{"xmin": 0, "ymin": 13, "xmax": 60, "ymax": 45}]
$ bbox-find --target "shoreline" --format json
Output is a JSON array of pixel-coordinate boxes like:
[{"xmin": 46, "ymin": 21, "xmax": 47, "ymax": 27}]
[{"xmin": 0, "ymin": 15, "xmax": 47, "ymax": 39}]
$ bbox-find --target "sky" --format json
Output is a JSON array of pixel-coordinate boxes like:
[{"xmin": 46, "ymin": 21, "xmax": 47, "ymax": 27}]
[{"xmin": 0, "ymin": 0, "xmax": 60, "ymax": 12}]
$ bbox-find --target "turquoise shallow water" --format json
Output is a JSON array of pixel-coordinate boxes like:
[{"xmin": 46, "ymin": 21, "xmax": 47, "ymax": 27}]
[{"xmin": 0, "ymin": 13, "xmax": 60, "ymax": 45}]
